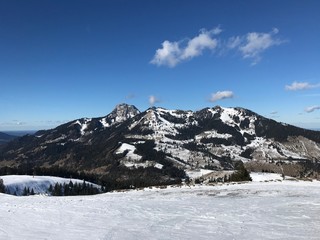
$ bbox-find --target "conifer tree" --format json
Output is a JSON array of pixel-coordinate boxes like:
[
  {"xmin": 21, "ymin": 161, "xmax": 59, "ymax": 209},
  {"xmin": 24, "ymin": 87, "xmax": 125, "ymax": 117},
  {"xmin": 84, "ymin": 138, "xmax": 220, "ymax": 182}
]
[
  {"xmin": 22, "ymin": 186, "xmax": 28, "ymax": 196},
  {"xmin": 48, "ymin": 184, "xmax": 53, "ymax": 193},
  {"xmin": 229, "ymin": 161, "xmax": 252, "ymax": 182},
  {"xmin": 0, "ymin": 178, "xmax": 5, "ymax": 193}
]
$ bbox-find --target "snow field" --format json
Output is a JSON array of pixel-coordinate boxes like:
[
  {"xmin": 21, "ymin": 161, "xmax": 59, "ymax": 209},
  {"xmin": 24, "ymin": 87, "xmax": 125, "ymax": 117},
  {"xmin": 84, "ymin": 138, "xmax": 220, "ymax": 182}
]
[
  {"xmin": 0, "ymin": 179, "xmax": 320, "ymax": 240},
  {"xmin": 250, "ymin": 172, "xmax": 284, "ymax": 182}
]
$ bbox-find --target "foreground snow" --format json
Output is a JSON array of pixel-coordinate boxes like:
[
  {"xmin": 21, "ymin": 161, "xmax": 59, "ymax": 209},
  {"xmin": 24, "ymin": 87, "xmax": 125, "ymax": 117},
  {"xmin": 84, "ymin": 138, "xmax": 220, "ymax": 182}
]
[{"xmin": 1, "ymin": 179, "xmax": 320, "ymax": 239}]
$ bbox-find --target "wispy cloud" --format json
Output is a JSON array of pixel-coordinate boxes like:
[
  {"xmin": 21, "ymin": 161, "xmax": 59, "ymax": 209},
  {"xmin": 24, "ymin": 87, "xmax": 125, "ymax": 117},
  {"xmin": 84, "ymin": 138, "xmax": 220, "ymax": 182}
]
[
  {"xmin": 269, "ymin": 111, "xmax": 280, "ymax": 118},
  {"xmin": 302, "ymin": 93, "xmax": 320, "ymax": 97},
  {"xmin": 151, "ymin": 27, "xmax": 285, "ymax": 67},
  {"xmin": 149, "ymin": 95, "xmax": 161, "ymax": 106},
  {"xmin": 237, "ymin": 28, "xmax": 283, "ymax": 65},
  {"xmin": 227, "ymin": 36, "xmax": 242, "ymax": 49},
  {"xmin": 209, "ymin": 91, "xmax": 234, "ymax": 102},
  {"xmin": 305, "ymin": 105, "xmax": 320, "ymax": 113},
  {"xmin": 125, "ymin": 93, "xmax": 136, "ymax": 100},
  {"xmin": 285, "ymin": 81, "xmax": 320, "ymax": 91},
  {"xmin": 0, "ymin": 120, "xmax": 28, "ymax": 127},
  {"xmin": 12, "ymin": 120, "xmax": 27, "ymax": 126},
  {"xmin": 150, "ymin": 27, "xmax": 221, "ymax": 67}
]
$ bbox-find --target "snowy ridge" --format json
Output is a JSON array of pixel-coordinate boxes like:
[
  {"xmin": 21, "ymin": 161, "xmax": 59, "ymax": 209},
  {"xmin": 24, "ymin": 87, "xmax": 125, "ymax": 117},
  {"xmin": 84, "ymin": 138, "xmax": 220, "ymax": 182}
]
[
  {"xmin": 67, "ymin": 103, "xmax": 140, "ymax": 136},
  {"xmin": 119, "ymin": 105, "xmax": 320, "ymax": 171}
]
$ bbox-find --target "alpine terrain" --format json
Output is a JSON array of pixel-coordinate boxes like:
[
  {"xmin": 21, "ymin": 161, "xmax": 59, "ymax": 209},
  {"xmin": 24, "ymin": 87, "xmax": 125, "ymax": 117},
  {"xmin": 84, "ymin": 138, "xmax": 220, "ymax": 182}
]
[{"xmin": 0, "ymin": 103, "xmax": 319, "ymax": 189}]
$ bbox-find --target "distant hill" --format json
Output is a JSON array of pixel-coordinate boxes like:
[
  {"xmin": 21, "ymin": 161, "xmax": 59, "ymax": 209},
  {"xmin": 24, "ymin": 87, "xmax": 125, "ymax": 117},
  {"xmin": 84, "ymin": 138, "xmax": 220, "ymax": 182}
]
[
  {"xmin": 3, "ymin": 131, "xmax": 37, "ymax": 137},
  {"xmin": 0, "ymin": 132, "xmax": 16, "ymax": 145}
]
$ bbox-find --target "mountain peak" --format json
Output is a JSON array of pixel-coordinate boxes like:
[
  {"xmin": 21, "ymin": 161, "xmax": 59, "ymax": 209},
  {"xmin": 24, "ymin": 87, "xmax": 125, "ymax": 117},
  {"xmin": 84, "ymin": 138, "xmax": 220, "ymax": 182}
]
[
  {"xmin": 113, "ymin": 103, "xmax": 140, "ymax": 114},
  {"xmin": 108, "ymin": 103, "xmax": 140, "ymax": 123}
]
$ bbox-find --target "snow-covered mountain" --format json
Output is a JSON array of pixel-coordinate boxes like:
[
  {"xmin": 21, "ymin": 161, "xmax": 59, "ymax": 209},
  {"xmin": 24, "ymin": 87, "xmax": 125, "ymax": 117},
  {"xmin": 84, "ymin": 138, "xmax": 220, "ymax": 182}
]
[{"xmin": 1, "ymin": 104, "xmax": 319, "ymax": 186}]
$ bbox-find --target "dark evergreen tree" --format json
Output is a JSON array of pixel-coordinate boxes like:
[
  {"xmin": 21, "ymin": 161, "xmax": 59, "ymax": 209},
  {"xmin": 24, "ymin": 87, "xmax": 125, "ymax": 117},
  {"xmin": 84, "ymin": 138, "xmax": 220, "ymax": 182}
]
[
  {"xmin": 47, "ymin": 180, "xmax": 100, "ymax": 196},
  {"xmin": 48, "ymin": 184, "xmax": 53, "ymax": 193},
  {"xmin": 52, "ymin": 183, "xmax": 62, "ymax": 196},
  {"xmin": 229, "ymin": 161, "xmax": 252, "ymax": 182},
  {"xmin": 22, "ymin": 186, "xmax": 28, "ymax": 196},
  {"xmin": 0, "ymin": 178, "xmax": 5, "ymax": 193}
]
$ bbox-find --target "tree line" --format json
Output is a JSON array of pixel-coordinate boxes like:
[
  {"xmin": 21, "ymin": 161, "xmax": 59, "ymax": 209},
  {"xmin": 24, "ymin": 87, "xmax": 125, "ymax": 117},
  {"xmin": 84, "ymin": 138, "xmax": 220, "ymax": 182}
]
[{"xmin": 49, "ymin": 180, "xmax": 101, "ymax": 196}]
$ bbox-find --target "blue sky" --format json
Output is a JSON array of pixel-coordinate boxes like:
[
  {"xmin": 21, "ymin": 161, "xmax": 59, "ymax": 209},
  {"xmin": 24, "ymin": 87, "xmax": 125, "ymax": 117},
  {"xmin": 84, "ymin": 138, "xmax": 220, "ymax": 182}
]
[{"xmin": 1, "ymin": 0, "xmax": 320, "ymax": 131}]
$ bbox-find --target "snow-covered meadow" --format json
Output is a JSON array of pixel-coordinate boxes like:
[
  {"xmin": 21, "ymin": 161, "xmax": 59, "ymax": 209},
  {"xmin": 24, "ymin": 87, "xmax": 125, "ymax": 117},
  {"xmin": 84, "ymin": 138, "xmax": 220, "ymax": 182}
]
[{"xmin": 0, "ymin": 174, "xmax": 320, "ymax": 239}]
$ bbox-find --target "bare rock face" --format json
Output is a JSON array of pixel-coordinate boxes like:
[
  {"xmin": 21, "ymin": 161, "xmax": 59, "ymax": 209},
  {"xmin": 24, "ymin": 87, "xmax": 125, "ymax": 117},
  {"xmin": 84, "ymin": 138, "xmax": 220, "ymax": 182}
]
[{"xmin": 107, "ymin": 103, "xmax": 140, "ymax": 125}]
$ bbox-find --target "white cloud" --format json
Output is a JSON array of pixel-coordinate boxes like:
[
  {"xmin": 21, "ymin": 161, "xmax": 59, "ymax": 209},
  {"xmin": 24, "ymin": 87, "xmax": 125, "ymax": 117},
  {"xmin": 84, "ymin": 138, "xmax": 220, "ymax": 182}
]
[
  {"xmin": 150, "ymin": 40, "xmax": 181, "ymax": 67},
  {"xmin": 181, "ymin": 30, "xmax": 218, "ymax": 60},
  {"xmin": 149, "ymin": 95, "xmax": 160, "ymax": 106},
  {"xmin": 209, "ymin": 91, "xmax": 234, "ymax": 102},
  {"xmin": 152, "ymin": 27, "xmax": 285, "ymax": 67},
  {"xmin": 150, "ymin": 27, "xmax": 220, "ymax": 67},
  {"xmin": 227, "ymin": 36, "xmax": 242, "ymax": 49},
  {"xmin": 270, "ymin": 111, "xmax": 278, "ymax": 115},
  {"xmin": 305, "ymin": 106, "xmax": 320, "ymax": 113},
  {"xmin": 210, "ymin": 26, "xmax": 223, "ymax": 35},
  {"xmin": 239, "ymin": 28, "xmax": 283, "ymax": 65},
  {"xmin": 285, "ymin": 81, "xmax": 320, "ymax": 91}
]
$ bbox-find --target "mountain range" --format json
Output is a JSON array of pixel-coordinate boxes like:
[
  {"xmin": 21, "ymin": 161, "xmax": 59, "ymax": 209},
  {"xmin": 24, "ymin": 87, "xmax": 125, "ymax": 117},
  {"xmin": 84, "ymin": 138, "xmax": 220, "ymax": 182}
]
[{"xmin": 1, "ymin": 103, "xmax": 319, "ymax": 187}]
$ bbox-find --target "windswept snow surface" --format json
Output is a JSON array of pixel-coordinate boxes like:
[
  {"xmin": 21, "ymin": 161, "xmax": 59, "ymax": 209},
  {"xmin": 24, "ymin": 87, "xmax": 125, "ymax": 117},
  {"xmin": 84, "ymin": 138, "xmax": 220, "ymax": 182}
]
[{"xmin": 1, "ymin": 179, "xmax": 320, "ymax": 240}]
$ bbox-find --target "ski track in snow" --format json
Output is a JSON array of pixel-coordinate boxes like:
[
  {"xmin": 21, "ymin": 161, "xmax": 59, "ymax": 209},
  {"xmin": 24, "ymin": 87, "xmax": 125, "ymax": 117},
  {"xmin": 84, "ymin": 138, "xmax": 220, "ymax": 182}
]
[{"xmin": 0, "ymin": 179, "xmax": 320, "ymax": 240}]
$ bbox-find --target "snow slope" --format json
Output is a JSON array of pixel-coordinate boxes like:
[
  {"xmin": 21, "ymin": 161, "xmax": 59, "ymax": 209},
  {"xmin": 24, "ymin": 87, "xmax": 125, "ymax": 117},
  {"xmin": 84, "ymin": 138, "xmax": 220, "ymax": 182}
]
[
  {"xmin": 1, "ymin": 175, "xmax": 99, "ymax": 196},
  {"xmin": 250, "ymin": 172, "xmax": 284, "ymax": 182},
  {"xmin": 0, "ymin": 180, "xmax": 319, "ymax": 239}
]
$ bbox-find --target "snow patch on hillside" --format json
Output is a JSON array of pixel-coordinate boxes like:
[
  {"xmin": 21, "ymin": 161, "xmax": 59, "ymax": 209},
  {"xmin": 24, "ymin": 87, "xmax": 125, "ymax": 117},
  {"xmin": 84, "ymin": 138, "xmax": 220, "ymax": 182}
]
[
  {"xmin": 195, "ymin": 130, "xmax": 232, "ymax": 140},
  {"xmin": 220, "ymin": 107, "xmax": 238, "ymax": 126},
  {"xmin": 116, "ymin": 143, "xmax": 142, "ymax": 161},
  {"xmin": 74, "ymin": 118, "xmax": 92, "ymax": 135},
  {"xmin": 99, "ymin": 118, "xmax": 110, "ymax": 127},
  {"xmin": 186, "ymin": 169, "xmax": 214, "ymax": 179},
  {"xmin": 250, "ymin": 172, "xmax": 283, "ymax": 182}
]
